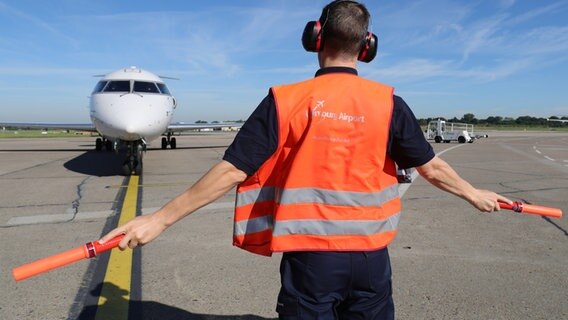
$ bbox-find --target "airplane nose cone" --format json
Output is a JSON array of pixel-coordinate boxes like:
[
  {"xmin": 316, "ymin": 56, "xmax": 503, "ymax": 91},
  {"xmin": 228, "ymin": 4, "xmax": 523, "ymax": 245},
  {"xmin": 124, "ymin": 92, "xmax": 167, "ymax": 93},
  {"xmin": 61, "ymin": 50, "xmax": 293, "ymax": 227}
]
[{"xmin": 123, "ymin": 125, "xmax": 143, "ymax": 140}]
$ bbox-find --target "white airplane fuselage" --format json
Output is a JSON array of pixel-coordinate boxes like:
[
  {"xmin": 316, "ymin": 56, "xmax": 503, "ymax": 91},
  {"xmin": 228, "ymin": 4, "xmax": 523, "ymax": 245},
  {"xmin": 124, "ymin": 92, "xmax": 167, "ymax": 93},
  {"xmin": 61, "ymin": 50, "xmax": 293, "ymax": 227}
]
[{"xmin": 89, "ymin": 67, "xmax": 176, "ymax": 144}]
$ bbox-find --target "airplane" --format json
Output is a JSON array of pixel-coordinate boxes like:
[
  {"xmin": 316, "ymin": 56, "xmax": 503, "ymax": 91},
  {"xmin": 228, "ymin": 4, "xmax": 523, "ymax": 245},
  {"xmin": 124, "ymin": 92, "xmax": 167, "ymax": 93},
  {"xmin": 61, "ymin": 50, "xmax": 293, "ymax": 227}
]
[
  {"xmin": 547, "ymin": 118, "xmax": 568, "ymax": 123},
  {"xmin": 0, "ymin": 66, "xmax": 241, "ymax": 175}
]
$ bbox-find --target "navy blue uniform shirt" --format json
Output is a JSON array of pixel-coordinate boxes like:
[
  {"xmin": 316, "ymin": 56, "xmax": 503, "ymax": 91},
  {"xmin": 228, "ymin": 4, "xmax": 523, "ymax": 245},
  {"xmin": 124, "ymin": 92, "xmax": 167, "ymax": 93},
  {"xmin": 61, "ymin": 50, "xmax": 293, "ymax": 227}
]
[{"xmin": 223, "ymin": 67, "xmax": 434, "ymax": 176}]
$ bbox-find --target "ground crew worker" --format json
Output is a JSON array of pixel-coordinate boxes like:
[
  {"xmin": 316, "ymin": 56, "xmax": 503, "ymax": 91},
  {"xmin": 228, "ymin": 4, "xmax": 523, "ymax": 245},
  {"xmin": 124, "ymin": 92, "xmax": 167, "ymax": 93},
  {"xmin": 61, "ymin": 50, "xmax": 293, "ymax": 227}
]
[{"xmin": 101, "ymin": 1, "xmax": 511, "ymax": 319}]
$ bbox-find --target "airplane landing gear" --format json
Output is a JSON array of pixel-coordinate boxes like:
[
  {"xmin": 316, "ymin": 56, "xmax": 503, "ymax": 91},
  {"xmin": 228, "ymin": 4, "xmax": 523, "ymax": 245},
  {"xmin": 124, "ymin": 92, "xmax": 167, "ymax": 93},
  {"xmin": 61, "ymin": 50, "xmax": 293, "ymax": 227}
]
[
  {"xmin": 122, "ymin": 141, "xmax": 145, "ymax": 176},
  {"xmin": 95, "ymin": 138, "xmax": 114, "ymax": 151},
  {"xmin": 161, "ymin": 132, "xmax": 177, "ymax": 149}
]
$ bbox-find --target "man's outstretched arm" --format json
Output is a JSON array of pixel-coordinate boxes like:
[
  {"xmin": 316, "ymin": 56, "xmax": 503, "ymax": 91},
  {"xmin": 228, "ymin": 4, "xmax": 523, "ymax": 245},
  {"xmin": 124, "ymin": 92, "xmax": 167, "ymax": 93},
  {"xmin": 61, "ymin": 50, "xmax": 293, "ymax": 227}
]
[
  {"xmin": 416, "ymin": 156, "xmax": 511, "ymax": 212},
  {"xmin": 100, "ymin": 160, "xmax": 247, "ymax": 250}
]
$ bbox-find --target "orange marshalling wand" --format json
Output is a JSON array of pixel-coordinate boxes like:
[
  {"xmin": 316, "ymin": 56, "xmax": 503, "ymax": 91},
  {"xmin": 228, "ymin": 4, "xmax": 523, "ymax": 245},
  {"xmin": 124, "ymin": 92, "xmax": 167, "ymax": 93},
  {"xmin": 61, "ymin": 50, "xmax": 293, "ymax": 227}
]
[
  {"xmin": 499, "ymin": 201, "xmax": 563, "ymax": 218},
  {"xmin": 12, "ymin": 234, "xmax": 124, "ymax": 282},
  {"xmin": 12, "ymin": 202, "xmax": 562, "ymax": 281}
]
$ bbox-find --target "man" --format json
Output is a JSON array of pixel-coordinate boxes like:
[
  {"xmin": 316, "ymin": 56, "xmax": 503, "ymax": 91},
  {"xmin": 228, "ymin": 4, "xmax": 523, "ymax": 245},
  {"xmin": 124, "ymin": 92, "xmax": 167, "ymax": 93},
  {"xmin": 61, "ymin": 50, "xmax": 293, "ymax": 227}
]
[{"xmin": 101, "ymin": 1, "xmax": 510, "ymax": 319}]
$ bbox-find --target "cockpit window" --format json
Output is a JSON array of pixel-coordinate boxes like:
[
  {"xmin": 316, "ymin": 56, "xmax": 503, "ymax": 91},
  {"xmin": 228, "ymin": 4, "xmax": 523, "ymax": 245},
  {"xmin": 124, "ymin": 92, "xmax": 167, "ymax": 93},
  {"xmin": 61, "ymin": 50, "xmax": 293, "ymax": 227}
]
[
  {"xmin": 103, "ymin": 81, "xmax": 131, "ymax": 92},
  {"xmin": 133, "ymin": 81, "xmax": 160, "ymax": 93},
  {"xmin": 156, "ymin": 83, "xmax": 171, "ymax": 95},
  {"xmin": 92, "ymin": 81, "xmax": 108, "ymax": 93}
]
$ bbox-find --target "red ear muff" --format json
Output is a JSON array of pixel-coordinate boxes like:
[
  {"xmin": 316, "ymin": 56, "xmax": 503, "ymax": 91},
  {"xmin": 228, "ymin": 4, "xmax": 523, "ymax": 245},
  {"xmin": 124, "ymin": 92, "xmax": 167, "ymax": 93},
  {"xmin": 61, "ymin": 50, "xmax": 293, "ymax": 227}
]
[
  {"xmin": 302, "ymin": 20, "xmax": 322, "ymax": 52},
  {"xmin": 358, "ymin": 32, "xmax": 378, "ymax": 63}
]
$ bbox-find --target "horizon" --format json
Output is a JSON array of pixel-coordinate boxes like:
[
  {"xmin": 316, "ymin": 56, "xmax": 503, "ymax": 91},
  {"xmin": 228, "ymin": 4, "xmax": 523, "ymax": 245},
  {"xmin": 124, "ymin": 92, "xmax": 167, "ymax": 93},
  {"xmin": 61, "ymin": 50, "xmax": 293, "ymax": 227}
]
[{"xmin": 0, "ymin": 0, "xmax": 567, "ymax": 123}]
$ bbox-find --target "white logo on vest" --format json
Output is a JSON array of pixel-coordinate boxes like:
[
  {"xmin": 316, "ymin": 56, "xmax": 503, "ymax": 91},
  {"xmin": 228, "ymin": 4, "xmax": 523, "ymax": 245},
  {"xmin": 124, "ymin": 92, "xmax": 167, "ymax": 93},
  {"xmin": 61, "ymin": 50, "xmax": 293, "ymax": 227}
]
[{"xmin": 307, "ymin": 99, "xmax": 365, "ymax": 123}]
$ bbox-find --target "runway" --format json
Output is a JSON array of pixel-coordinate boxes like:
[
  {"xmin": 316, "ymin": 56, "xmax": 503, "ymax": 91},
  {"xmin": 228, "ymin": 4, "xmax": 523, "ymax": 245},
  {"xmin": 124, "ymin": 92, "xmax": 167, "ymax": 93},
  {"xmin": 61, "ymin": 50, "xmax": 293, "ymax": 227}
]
[{"xmin": 0, "ymin": 131, "xmax": 566, "ymax": 319}]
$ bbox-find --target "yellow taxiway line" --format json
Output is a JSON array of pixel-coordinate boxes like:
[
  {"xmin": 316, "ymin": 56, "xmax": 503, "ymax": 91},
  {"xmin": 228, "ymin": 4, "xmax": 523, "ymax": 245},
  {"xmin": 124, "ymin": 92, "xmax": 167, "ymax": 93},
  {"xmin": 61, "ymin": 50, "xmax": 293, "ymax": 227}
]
[{"xmin": 95, "ymin": 175, "xmax": 139, "ymax": 320}]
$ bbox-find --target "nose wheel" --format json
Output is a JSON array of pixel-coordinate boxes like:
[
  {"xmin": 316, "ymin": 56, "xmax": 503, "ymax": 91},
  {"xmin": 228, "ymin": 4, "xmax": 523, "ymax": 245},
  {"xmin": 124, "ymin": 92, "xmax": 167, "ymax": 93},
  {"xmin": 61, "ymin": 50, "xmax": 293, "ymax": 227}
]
[
  {"xmin": 95, "ymin": 138, "xmax": 114, "ymax": 151},
  {"xmin": 122, "ymin": 141, "xmax": 145, "ymax": 176},
  {"xmin": 161, "ymin": 133, "xmax": 177, "ymax": 149}
]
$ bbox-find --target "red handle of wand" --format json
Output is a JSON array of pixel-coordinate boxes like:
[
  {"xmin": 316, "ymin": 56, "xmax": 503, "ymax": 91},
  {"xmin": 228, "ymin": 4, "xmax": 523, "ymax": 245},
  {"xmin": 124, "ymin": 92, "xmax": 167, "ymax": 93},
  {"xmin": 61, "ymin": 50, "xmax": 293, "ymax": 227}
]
[
  {"xmin": 499, "ymin": 201, "xmax": 563, "ymax": 219},
  {"xmin": 12, "ymin": 234, "xmax": 124, "ymax": 282}
]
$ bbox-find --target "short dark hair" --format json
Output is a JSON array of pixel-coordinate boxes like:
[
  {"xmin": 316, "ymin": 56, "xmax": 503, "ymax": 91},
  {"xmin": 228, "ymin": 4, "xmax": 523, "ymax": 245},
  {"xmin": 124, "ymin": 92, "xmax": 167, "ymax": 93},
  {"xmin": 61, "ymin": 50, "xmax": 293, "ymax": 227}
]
[{"xmin": 319, "ymin": 0, "xmax": 370, "ymax": 57}]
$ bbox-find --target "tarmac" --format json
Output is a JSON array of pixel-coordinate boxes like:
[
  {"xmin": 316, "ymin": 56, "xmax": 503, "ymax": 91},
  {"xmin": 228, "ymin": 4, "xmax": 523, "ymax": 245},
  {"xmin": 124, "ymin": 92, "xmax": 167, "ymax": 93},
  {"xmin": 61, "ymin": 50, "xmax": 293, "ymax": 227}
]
[{"xmin": 0, "ymin": 131, "xmax": 567, "ymax": 320}]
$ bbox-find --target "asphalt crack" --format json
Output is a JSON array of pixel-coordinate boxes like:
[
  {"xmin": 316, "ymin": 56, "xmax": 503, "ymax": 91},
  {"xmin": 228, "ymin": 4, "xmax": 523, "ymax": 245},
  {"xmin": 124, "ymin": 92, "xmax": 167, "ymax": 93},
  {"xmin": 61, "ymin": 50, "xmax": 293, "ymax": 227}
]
[
  {"xmin": 66, "ymin": 176, "xmax": 92, "ymax": 222},
  {"xmin": 0, "ymin": 176, "xmax": 92, "ymax": 228}
]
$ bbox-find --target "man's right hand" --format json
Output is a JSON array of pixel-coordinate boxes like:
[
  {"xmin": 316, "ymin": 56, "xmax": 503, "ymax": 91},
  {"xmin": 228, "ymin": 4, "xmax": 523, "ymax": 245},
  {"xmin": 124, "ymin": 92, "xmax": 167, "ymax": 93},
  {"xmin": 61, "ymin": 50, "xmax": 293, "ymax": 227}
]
[
  {"xmin": 99, "ymin": 212, "xmax": 168, "ymax": 250},
  {"xmin": 466, "ymin": 188, "xmax": 512, "ymax": 212}
]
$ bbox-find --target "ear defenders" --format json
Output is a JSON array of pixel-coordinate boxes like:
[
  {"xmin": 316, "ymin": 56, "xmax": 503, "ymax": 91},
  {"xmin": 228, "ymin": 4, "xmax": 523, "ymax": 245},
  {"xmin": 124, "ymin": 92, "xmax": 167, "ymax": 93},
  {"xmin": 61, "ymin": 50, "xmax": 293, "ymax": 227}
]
[{"xmin": 301, "ymin": 1, "xmax": 378, "ymax": 63}]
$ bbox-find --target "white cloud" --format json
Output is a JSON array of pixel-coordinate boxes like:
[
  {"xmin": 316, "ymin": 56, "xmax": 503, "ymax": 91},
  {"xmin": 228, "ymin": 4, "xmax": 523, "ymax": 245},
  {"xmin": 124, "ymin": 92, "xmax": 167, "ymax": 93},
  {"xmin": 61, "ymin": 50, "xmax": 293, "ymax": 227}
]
[
  {"xmin": 461, "ymin": 15, "xmax": 506, "ymax": 62},
  {"xmin": 363, "ymin": 56, "xmax": 536, "ymax": 83},
  {"xmin": 499, "ymin": 0, "xmax": 516, "ymax": 10},
  {"xmin": 0, "ymin": 67, "xmax": 99, "ymax": 76},
  {"xmin": 361, "ymin": 0, "xmax": 568, "ymax": 84},
  {"xmin": 365, "ymin": 59, "xmax": 453, "ymax": 80},
  {"xmin": 0, "ymin": 1, "xmax": 78, "ymax": 46},
  {"xmin": 456, "ymin": 58, "xmax": 533, "ymax": 81},
  {"xmin": 255, "ymin": 64, "xmax": 317, "ymax": 75},
  {"xmin": 505, "ymin": 1, "xmax": 568, "ymax": 26}
]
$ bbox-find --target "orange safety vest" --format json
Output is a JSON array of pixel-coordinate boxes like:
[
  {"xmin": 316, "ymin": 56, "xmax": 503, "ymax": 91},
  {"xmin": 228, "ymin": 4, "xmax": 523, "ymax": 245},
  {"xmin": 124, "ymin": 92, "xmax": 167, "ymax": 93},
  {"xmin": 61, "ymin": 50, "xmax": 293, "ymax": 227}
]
[{"xmin": 233, "ymin": 73, "xmax": 401, "ymax": 256}]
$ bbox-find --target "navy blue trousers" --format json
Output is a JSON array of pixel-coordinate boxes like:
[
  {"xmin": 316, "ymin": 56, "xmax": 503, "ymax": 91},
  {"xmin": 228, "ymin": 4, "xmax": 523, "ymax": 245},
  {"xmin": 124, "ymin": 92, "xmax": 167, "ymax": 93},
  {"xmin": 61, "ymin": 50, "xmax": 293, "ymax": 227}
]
[{"xmin": 276, "ymin": 248, "xmax": 394, "ymax": 320}]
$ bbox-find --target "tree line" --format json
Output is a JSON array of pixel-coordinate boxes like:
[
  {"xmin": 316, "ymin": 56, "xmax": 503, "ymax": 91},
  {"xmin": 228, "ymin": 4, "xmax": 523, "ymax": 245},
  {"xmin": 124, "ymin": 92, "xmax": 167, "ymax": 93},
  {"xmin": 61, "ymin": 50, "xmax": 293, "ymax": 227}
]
[
  {"xmin": 417, "ymin": 113, "xmax": 568, "ymax": 127},
  {"xmin": 193, "ymin": 115, "xmax": 567, "ymax": 127}
]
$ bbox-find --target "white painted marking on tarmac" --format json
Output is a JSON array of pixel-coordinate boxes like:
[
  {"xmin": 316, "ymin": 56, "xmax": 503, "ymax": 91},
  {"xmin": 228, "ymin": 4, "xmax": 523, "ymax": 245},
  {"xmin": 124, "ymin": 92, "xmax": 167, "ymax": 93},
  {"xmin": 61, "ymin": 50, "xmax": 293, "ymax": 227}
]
[
  {"xmin": 398, "ymin": 144, "xmax": 465, "ymax": 197},
  {"xmin": 544, "ymin": 156, "xmax": 555, "ymax": 161},
  {"xmin": 7, "ymin": 209, "xmax": 114, "ymax": 226},
  {"xmin": 535, "ymin": 150, "xmax": 542, "ymax": 154},
  {"xmin": 5, "ymin": 202, "xmax": 236, "ymax": 227},
  {"xmin": 398, "ymin": 171, "xmax": 419, "ymax": 196}
]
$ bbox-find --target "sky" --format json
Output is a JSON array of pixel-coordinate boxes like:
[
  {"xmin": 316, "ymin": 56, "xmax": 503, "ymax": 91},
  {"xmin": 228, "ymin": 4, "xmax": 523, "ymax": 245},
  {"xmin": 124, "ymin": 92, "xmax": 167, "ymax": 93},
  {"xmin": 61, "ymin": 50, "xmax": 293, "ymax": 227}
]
[{"xmin": 0, "ymin": 0, "xmax": 567, "ymax": 123}]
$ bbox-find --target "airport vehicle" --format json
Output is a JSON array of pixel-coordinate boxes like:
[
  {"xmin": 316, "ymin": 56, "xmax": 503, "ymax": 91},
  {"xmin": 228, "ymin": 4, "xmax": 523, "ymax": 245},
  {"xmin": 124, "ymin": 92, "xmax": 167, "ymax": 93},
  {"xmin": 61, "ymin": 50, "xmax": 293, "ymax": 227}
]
[
  {"xmin": 426, "ymin": 119, "xmax": 474, "ymax": 143},
  {"xmin": 0, "ymin": 67, "xmax": 240, "ymax": 175}
]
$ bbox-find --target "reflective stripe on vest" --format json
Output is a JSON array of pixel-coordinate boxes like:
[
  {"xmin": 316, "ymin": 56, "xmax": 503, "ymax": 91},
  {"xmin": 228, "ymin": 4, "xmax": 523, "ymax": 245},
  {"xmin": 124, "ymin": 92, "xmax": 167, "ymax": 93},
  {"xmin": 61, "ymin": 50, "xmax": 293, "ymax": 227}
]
[
  {"xmin": 234, "ymin": 212, "xmax": 400, "ymax": 237},
  {"xmin": 234, "ymin": 215, "xmax": 274, "ymax": 236},
  {"xmin": 237, "ymin": 184, "xmax": 399, "ymax": 208},
  {"xmin": 235, "ymin": 184, "xmax": 400, "ymax": 237}
]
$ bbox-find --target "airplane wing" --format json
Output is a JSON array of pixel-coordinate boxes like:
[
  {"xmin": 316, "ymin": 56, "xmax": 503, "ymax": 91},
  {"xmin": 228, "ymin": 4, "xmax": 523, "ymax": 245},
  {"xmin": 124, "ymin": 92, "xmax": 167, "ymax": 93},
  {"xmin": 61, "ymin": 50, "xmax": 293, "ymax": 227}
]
[
  {"xmin": 166, "ymin": 122, "xmax": 242, "ymax": 133},
  {"xmin": 0, "ymin": 122, "xmax": 96, "ymax": 132}
]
